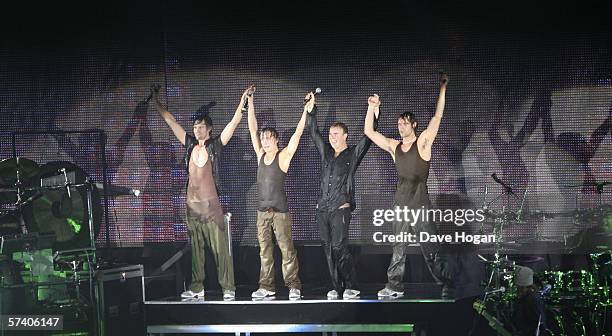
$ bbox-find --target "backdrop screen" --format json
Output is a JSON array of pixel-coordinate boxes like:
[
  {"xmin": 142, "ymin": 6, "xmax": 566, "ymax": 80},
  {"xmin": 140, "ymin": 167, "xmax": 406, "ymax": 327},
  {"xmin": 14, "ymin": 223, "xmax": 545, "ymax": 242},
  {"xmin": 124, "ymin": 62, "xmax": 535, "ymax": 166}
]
[{"xmin": 1, "ymin": 3, "xmax": 610, "ymax": 252}]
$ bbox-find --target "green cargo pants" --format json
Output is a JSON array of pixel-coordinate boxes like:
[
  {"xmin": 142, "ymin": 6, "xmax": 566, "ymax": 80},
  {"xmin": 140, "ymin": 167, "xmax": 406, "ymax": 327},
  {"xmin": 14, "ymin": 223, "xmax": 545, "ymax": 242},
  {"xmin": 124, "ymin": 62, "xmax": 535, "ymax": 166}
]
[{"xmin": 186, "ymin": 213, "xmax": 235, "ymax": 292}]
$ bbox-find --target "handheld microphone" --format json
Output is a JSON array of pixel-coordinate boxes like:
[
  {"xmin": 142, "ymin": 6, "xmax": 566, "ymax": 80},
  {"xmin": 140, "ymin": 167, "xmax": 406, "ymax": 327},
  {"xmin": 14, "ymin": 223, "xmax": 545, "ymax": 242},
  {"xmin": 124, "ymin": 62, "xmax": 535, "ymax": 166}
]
[
  {"xmin": 242, "ymin": 85, "xmax": 256, "ymax": 111},
  {"xmin": 540, "ymin": 284, "xmax": 552, "ymax": 295},
  {"xmin": 304, "ymin": 88, "xmax": 322, "ymax": 104},
  {"xmin": 145, "ymin": 84, "xmax": 161, "ymax": 103}
]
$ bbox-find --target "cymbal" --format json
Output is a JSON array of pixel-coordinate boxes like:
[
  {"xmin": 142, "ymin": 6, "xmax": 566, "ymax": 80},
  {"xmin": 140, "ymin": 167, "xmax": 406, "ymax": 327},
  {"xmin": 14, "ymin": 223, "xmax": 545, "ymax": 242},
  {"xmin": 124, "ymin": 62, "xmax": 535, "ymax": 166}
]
[
  {"xmin": 483, "ymin": 210, "xmax": 528, "ymax": 221},
  {"xmin": 567, "ymin": 181, "xmax": 611, "ymax": 188},
  {"xmin": 522, "ymin": 210, "xmax": 577, "ymax": 219},
  {"xmin": 0, "ymin": 158, "xmax": 39, "ymax": 188},
  {"xmin": 509, "ymin": 255, "xmax": 545, "ymax": 264},
  {"xmin": 594, "ymin": 245, "xmax": 611, "ymax": 251},
  {"xmin": 476, "ymin": 242, "xmax": 524, "ymax": 253}
]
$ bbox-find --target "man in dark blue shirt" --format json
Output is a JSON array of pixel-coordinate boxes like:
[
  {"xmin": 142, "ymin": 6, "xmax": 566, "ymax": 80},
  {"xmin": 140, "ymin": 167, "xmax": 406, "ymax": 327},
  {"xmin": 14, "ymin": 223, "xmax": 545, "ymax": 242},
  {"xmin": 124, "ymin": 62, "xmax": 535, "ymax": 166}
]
[{"xmin": 307, "ymin": 96, "xmax": 378, "ymax": 299}]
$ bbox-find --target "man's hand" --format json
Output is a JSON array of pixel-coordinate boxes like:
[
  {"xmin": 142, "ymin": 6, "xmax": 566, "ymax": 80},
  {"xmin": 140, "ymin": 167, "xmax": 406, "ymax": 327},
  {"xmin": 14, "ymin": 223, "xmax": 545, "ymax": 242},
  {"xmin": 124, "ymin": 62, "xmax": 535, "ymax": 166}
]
[
  {"xmin": 151, "ymin": 84, "xmax": 162, "ymax": 104},
  {"xmin": 246, "ymin": 84, "xmax": 256, "ymax": 96},
  {"xmin": 150, "ymin": 83, "xmax": 161, "ymax": 95},
  {"xmin": 440, "ymin": 73, "xmax": 449, "ymax": 87},
  {"xmin": 368, "ymin": 94, "xmax": 381, "ymax": 118},
  {"xmin": 240, "ymin": 89, "xmax": 249, "ymax": 106},
  {"xmin": 304, "ymin": 91, "xmax": 316, "ymax": 113},
  {"xmin": 368, "ymin": 94, "xmax": 381, "ymax": 107}
]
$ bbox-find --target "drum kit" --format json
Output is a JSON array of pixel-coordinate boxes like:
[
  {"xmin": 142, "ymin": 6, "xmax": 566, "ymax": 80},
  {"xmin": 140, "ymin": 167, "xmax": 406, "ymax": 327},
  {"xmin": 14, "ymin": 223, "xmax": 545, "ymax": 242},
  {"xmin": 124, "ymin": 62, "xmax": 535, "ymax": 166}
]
[
  {"xmin": 474, "ymin": 177, "xmax": 611, "ymax": 335},
  {"xmin": 0, "ymin": 157, "xmax": 102, "ymax": 318},
  {"xmin": 476, "ymin": 249, "xmax": 611, "ymax": 335},
  {"xmin": 475, "ymin": 174, "xmax": 611, "ymax": 254}
]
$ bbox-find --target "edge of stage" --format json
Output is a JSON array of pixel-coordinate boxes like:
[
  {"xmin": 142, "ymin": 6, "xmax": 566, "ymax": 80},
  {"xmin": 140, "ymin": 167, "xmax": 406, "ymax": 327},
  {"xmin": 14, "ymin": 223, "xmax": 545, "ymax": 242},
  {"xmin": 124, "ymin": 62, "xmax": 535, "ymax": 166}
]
[{"xmin": 144, "ymin": 283, "xmax": 469, "ymax": 335}]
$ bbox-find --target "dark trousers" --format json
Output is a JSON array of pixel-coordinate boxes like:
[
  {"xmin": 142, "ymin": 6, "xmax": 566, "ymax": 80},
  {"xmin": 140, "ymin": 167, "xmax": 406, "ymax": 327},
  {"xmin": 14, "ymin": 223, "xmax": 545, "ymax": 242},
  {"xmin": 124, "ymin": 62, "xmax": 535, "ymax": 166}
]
[
  {"xmin": 386, "ymin": 205, "xmax": 453, "ymax": 292},
  {"xmin": 317, "ymin": 207, "xmax": 357, "ymax": 292}
]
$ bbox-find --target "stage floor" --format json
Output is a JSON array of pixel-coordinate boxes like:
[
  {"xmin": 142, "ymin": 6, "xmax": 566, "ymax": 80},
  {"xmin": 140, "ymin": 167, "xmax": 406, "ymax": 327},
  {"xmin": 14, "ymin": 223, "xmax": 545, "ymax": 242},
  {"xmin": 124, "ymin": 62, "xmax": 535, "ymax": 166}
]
[
  {"xmin": 151, "ymin": 283, "xmax": 452, "ymax": 302},
  {"xmin": 144, "ymin": 283, "xmax": 459, "ymax": 335}
]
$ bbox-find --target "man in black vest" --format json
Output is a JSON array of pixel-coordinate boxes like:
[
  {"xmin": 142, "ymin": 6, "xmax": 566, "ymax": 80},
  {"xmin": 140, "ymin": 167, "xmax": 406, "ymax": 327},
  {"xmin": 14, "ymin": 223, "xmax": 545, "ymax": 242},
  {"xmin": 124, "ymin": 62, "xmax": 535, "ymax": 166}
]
[{"xmin": 248, "ymin": 91, "xmax": 310, "ymax": 300}]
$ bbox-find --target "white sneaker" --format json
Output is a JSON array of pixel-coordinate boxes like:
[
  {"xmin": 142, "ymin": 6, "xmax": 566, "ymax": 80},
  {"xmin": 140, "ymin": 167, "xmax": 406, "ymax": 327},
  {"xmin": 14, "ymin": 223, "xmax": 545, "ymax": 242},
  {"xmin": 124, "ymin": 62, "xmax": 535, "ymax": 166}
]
[
  {"xmin": 223, "ymin": 290, "xmax": 235, "ymax": 300},
  {"xmin": 251, "ymin": 288, "xmax": 276, "ymax": 298},
  {"xmin": 343, "ymin": 289, "xmax": 361, "ymax": 299},
  {"xmin": 181, "ymin": 289, "xmax": 205, "ymax": 298},
  {"xmin": 252, "ymin": 296, "xmax": 276, "ymax": 301},
  {"xmin": 377, "ymin": 287, "xmax": 404, "ymax": 298},
  {"xmin": 327, "ymin": 289, "xmax": 339, "ymax": 299},
  {"xmin": 289, "ymin": 288, "xmax": 302, "ymax": 300}
]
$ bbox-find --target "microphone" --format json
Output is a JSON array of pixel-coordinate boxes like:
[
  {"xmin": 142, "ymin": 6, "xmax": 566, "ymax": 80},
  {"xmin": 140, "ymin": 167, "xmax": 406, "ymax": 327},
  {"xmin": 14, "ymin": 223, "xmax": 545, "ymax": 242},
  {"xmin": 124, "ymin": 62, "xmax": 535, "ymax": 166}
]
[
  {"xmin": 145, "ymin": 84, "xmax": 161, "ymax": 103},
  {"xmin": 485, "ymin": 286, "xmax": 505, "ymax": 295},
  {"xmin": 491, "ymin": 173, "xmax": 514, "ymax": 195},
  {"xmin": 304, "ymin": 88, "xmax": 322, "ymax": 104},
  {"xmin": 540, "ymin": 284, "xmax": 552, "ymax": 295},
  {"xmin": 93, "ymin": 183, "xmax": 140, "ymax": 197},
  {"xmin": 439, "ymin": 71, "xmax": 449, "ymax": 85},
  {"xmin": 241, "ymin": 85, "xmax": 256, "ymax": 112}
]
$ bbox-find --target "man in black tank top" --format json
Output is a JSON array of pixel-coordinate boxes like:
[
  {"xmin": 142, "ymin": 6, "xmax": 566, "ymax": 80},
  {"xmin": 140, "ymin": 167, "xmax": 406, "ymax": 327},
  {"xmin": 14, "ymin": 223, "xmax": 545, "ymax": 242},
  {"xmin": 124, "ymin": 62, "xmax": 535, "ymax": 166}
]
[
  {"xmin": 307, "ymin": 93, "xmax": 378, "ymax": 300},
  {"xmin": 247, "ymin": 90, "xmax": 309, "ymax": 300},
  {"xmin": 365, "ymin": 74, "xmax": 453, "ymax": 298}
]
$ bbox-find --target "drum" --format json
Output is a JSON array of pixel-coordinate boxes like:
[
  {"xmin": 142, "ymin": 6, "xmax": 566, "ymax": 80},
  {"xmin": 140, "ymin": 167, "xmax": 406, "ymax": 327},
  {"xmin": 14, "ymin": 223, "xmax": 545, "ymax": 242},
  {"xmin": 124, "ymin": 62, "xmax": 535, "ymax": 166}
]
[
  {"xmin": 590, "ymin": 250, "xmax": 611, "ymax": 282},
  {"xmin": 536, "ymin": 270, "xmax": 564, "ymax": 294},
  {"xmin": 0, "ymin": 256, "xmax": 30, "ymax": 314},
  {"xmin": 0, "ymin": 212, "xmax": 21, "ymax": 236},
  {"xmin": 562, "ymin": 270, "xmax": 594, "ymax": 292},
  {"xmin": 22, "ymin": 161, "xmax": 102, "ymax": 252}
]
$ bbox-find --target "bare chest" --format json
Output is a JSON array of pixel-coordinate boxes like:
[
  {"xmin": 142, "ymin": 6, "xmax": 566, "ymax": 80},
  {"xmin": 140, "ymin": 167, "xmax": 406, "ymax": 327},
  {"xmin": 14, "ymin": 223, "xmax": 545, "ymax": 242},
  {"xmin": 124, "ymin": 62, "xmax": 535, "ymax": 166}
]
[{"xmin": 191, "ymin": 145, "xmax": 209, "ymax": 167}]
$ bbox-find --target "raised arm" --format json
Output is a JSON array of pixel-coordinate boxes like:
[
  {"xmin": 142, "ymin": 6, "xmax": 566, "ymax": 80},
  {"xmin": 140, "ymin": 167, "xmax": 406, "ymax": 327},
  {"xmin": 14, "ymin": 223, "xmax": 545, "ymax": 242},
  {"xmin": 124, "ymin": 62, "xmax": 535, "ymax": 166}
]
[
  {"xmin": 364, "ymin": 94, "xmax": 397, "ymax": 155},
  {"xmin": 306, "ymin": 101, "xmax": 329, "ymax": 158},
  {"xmin": 420, "ymin": 74, "xmax": 448, "ymax": 147},
  {"xmin": 279, "ymin": 92, "xmax": 312, "ymax": 170},
  {"xmin": 356, "ymin": 113, "xmax": 381, "ymax": 163},
  {"xmin": 246, "ymin": 89, "xmax": 263, "ymax": 158},
  {"xmin": 220, "ymin": 87, "xmax": 250, "ymax": 146},
  {"xmin": 153, "ymin": 85, "xmax": 187, "ymax": 146}
]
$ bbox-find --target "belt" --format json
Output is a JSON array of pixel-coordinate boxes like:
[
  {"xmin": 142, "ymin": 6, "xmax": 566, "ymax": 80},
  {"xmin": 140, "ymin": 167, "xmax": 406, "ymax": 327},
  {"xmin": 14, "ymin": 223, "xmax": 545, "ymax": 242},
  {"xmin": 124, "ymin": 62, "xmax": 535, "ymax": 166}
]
[{"xmin": 261, "ymin": 207, "xmax": 282, "ymax": 213}]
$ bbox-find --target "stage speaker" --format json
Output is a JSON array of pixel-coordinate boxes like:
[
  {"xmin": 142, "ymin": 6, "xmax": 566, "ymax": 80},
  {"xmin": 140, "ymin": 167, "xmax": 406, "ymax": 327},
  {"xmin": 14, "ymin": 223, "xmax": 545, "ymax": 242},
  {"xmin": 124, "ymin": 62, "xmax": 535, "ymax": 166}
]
[{"xmin": 95, "ymin": 264, "xmax": 145, "ymax": 336}]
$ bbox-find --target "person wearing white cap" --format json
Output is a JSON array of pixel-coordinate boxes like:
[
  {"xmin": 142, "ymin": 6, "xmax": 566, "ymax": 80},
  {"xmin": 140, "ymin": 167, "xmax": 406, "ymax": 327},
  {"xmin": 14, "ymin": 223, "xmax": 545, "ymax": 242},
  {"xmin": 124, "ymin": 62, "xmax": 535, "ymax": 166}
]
[{"xmin": 511, "ymin": 266, "xmax": 549, "ymax": 336}]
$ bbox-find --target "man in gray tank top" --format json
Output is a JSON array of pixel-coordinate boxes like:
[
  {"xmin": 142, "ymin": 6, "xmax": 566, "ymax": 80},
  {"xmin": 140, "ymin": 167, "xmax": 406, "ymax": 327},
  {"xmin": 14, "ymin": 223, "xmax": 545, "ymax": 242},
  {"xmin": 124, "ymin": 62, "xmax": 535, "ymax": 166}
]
[
  {"xmin": 153, "ymin": 85, "xmax": 246, "ymax": 300},
  {"xmin": 247, "ymin": 90, "xmax": 310, "ymax": 300},
  {"xmin": 365, "ymin": 73, "xmax": 452, "ymax": 298}
]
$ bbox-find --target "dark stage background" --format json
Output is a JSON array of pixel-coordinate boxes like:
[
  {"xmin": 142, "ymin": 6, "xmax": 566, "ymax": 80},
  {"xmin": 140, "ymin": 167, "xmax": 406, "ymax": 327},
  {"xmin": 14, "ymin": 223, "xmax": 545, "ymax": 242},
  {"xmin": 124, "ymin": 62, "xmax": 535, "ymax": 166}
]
[{"xmin": 1, "ymin": 1, "xmax": 610, "ymax": 250}]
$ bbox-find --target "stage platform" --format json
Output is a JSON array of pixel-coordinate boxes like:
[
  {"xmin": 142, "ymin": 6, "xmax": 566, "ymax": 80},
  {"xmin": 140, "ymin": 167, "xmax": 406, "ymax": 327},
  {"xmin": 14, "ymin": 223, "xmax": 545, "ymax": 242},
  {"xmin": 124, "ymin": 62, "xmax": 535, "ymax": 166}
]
[{"xmin": 144, "ymin": 283, "xmax": 458, "ymax": 335}]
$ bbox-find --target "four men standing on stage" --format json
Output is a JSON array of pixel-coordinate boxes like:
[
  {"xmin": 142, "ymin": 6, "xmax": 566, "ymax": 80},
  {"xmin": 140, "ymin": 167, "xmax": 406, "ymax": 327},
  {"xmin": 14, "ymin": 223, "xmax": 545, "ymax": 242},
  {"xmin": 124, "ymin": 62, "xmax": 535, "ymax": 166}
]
[{"xmin": 153, "ymin": 73, "xmax": 449, "ymax": 299}]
